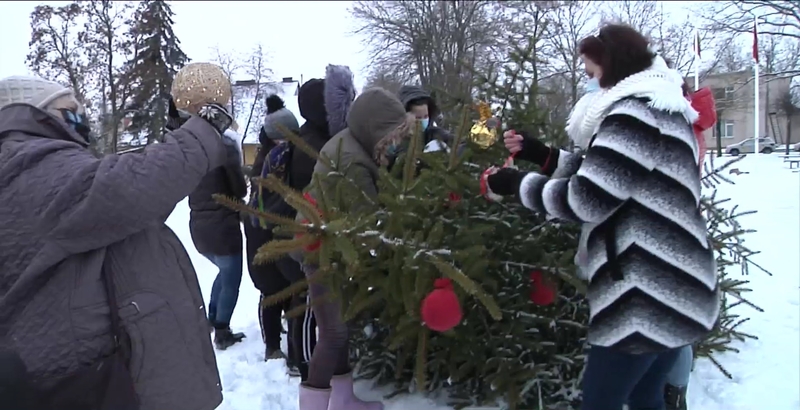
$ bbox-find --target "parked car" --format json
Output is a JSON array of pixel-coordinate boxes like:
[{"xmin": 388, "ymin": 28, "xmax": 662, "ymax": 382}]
[{"xmin": 725, "ymin": 137, "xmax": 776, "ymax": 156}]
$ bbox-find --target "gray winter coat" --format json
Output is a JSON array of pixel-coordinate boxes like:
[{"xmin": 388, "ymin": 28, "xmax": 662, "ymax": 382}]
[{"xmin": 0, "ymin": 104, "xmax": 224, "ymax": 410}]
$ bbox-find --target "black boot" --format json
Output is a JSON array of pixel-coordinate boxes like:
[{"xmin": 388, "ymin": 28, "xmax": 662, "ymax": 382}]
[
  {"xmin": 213, "ymin": 327, "xmax": 245, "ymax": 350},
  {"xmin": 664, "ymin": 384, "xmax": 688, "ymax": 410}
]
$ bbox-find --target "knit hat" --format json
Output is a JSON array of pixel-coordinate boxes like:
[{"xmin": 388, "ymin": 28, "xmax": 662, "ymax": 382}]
[
  {"xmin": 262, "ymin": 94, "xmax": 300, "ymax": 140},
  {"xmin": 0, "ymin": 76, "xmax": 73, "ymax": 109}
]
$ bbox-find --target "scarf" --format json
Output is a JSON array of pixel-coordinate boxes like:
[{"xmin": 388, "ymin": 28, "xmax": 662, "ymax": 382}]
[{"xmin": 565, "ymin": 56, "xmax": 698, "ymax": 150}]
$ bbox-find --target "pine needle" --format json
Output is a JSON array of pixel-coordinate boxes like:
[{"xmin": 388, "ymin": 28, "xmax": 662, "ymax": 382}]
[
  {"xmin": 256, "ymin": 174, "xmax": 323, "ymax": 226},
  {"xmin": 254, "ymin": 236, "xmax": 319, "ymax": 265},
  {"xmin": 275, "ymin": 123, "xmax": 334, "ymax": 170},
  {"xmin": 213, "ymin": 194, "xmax": 307, "ymax": 230},
  {"xmin": 261, "ymin": 278, "xmax": 309, "ymax": 306}
]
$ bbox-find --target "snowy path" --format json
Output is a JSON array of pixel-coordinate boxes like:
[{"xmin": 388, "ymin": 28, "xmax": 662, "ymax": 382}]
[
  {"xmin": 165, "ymin": 155, "xmax": 800, "ymax": 410},
  {"xmin": 688, "ymin": 155, "xmax": 800, "ymax": 410}
]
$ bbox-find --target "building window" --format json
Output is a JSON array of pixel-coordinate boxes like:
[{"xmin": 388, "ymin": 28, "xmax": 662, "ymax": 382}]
[
  {"xmin": 724, "ymin": 86, "xmax": 735, "ymax": 99},
  {"xmin": 722, "ymin": 120, "xmax": 735, "ymax": 139}
]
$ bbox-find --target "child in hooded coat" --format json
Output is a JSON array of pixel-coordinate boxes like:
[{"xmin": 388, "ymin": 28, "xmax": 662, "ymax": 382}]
[{"xmin": 293, "ymin": 87, "xmax": 416, "ymax": 410}]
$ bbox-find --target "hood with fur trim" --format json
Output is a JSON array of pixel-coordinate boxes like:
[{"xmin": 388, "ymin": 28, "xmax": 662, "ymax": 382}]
[{"xmin": 297, "ymin": 64, "xmax": 356, "ymax": 138}]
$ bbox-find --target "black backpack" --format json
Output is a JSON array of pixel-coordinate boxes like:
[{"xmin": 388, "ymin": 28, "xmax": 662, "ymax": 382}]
[{"xmin": 248, "ymin": 141, "xmax": 298, "ymax": 227}]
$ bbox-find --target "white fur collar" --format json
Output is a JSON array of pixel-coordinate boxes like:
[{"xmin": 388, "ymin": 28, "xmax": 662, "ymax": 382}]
[{"xmin": 566, "ymin": 56, "xmax": 698, "ymax": 149}]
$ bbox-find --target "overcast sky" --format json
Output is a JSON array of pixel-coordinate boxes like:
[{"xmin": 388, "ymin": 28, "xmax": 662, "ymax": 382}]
[{"xmin": 0, "ymin": 1, "xmax": 370, "ymax": 88}]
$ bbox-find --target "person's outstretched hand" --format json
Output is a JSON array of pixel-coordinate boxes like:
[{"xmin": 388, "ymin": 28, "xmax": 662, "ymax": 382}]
[
  {"xmin": 503, "ymin": 130, "xmax": 560, "ymax": 174},
  {"xmin": 486, "ymin": 167, "xmax": 526, "ymax": 197},
  {"xmin": 166, "ymin": 97, "xmax": 192, "ymax": 131}
]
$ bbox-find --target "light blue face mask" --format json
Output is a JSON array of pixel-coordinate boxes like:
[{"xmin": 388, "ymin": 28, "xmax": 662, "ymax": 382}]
[
  {"xmin": 420, "ymin": 118, "xmax": 430, "ymax": 130},
  {"xmin": 584, "ymin": 77, "xmax": 601, "ymax": 94}
]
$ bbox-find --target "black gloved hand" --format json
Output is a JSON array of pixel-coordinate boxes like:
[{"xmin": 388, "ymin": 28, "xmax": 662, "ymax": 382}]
[
  {"xmin": 510, "ymin": 130, "xmax": 560, "ymax": 175},
  {"xmin": 487, "ymin": 168, "xmax": 526, "ymax": 197},
  {"xmin": 198, "ymin": 103, "xmax": 234, "ymax": 135},
  {"xmin": 166, "ymin": 97, "xmax": 191, "ymax": 131}
]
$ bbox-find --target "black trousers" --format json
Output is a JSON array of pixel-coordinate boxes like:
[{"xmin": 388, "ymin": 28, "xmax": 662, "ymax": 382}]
[{"xmin": 244, "ymin": 221, "xmax": 317, "ymax": 379}]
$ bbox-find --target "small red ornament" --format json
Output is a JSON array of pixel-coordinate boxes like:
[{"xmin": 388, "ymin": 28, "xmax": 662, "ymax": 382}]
[
  {"xmin": 303, "ymin": 192, "xmax": 318, "ymax": 209},
  {"xmin": 294, "ymin": 193, "xmax": 322, "ymax": 252},
  {"xmin": 445, "ymin": 192, "xmax": 462, "ymax": 208},
  {"xmin": 529, "ymin": 271, "xmax": 557, "ymax": 306},
  {"xmin": 420, "ymin": 278, "xmax": 463, "ymax": 332}
]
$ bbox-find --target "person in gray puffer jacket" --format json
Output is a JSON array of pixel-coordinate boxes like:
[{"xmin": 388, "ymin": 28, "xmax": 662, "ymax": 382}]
[{"xmin": 0, "ymin": 75, "xmax": 235, "ymax": 410}]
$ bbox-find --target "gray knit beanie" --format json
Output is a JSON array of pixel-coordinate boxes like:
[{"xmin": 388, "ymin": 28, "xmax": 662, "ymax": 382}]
[
  {"xmin": 263, "ymin": 107, "xmax": 300, "ymax": 140},
  {"xmin": 0, "ymin": 76, "xmax": 73, "ymax": 110}
]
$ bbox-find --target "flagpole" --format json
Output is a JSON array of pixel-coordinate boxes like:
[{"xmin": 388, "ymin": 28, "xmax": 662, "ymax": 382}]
[
  {"xmin": 694, "ymin": 29, "xmax": 700, "ymax": 91},
  {"xmin": 754, "ymin": 16, "xmax": 760, "ymax": 154}
]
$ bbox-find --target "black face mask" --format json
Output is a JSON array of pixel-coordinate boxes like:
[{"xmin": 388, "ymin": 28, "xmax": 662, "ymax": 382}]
[{"xmin": 58, "ymin": 108, "xmax": 93, "ymax": 143}]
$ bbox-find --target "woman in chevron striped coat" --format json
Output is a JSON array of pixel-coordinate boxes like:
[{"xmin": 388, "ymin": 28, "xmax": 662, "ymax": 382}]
[{"xmin": 486, "ymin": 24, "xmax": 720, "ymax": 410}]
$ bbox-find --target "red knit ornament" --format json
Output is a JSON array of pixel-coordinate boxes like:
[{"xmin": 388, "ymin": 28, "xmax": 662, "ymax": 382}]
[
  {"xmin": 529, "ymin": 271, "xmax": 557, "ymax": 306},
  {"xmin": 294, "ymin": 193, "xmax": 322, "ymax": 252},
  {"xmin": 420, "ymin": 278, "xmax": 463, "ymax": 332}
]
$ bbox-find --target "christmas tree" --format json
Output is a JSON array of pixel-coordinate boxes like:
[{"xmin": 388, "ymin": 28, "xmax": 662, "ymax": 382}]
[
  {"xmin": 126, "ymin": 0, "xmax": 189, "ymax": 144},
  {"xmin": 217, "ymin": 108, "xmax": 766, "ymax": 410}
]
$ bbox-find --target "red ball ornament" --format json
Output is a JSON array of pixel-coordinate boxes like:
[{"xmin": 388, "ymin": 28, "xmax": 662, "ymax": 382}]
[
  {"xmin": 420, "ymin": 278, "xmax": 463, "ymax": 332},
  {"xmin": 530, "ymin": 271, "xmax": 557, "ymax": 306}
]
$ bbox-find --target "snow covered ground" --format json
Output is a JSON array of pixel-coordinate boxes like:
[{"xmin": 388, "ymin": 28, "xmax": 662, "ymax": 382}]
[{"xmin": 165, "ymin": 154, "xmax": 800, "ymax": 410}]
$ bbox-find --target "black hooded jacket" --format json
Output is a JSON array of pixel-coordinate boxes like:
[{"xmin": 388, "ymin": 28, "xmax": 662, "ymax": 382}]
[
  {"xmin": 397, "ymin": 85, "xmax": 453, "ymax": 146},
  {"xmin": 188, "ymin": 137, "xmax": 247, "ymax": 256},
  {"xmin": 291, "ymin": 79, "xmax": 331, "ymax": 191}
]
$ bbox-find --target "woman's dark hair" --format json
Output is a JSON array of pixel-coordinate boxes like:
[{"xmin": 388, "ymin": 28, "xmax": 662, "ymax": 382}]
[{"xmin": 578, "ymin": 24, "xmax": 656, "ymax": 89}]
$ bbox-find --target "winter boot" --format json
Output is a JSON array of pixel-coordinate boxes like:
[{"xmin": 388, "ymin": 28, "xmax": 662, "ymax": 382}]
[
  {"xmin": 213, "ymin": 327, "xmax": 245, "ymax": 350},
  {"xmin": 264, "ymin": 347, "xmax": 287, "ymax": 361},
  {"xmin": 664, "ymin": 384, "xmax": 688, "ymax": 410},
  {"xmin": 328, "ymin": 372, "xmax": 384, "ymax": 410},
  {"xmin": 298, "ymin": 384, "xmax": 331, "ymax": 410},
  {"xmin": 286, "ymin": 363, "xmax": 301, "ymax": 378}
]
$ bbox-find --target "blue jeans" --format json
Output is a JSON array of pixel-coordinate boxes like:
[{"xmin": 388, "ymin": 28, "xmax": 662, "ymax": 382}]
[
  {"xmin": 582, "ymin": 345, "xmax": 682, "ymax": 410},
  {"xmin": 665, "ymin": 345, "xmax": 693, "ymax": 387},
  {"xmin": 203, "ymin": 253, "xmax": 243, "ymax": 327}
]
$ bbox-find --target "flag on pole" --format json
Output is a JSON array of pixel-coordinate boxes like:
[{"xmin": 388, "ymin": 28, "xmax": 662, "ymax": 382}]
[
  {"xmin": 753, "ymin": 16, "xmax": 761, "ymax": 150},
  {"xmin": 693, "ymin": 29, "xmax": 701, "ymax": 90},
  {"xmin": 693, "ymin": 31, "xmax": 701, "ymax": 59},
  {"xmin": 753, "ymin": 17, "xmax": 759, "ymax": 63}
]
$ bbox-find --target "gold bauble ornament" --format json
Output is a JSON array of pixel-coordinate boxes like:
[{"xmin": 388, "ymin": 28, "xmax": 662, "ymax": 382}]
[
  {"xmin": 171, "ymin": 62, "xmax": 232, "ymax": 114},
  {"xmin": 469, "ymin": 101, "xmax": 499, "ymax": 149}
]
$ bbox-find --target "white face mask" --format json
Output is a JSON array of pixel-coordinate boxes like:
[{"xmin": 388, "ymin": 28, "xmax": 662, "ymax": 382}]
[{"xmin": 584, "ymin": 77, "xmax": 601, "ymax": 94}]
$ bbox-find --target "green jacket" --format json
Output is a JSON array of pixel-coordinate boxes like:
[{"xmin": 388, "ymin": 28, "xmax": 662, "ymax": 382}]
[{"xmin": 302, "ymin": 87, "xmax": 410, "ymax": 218}]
